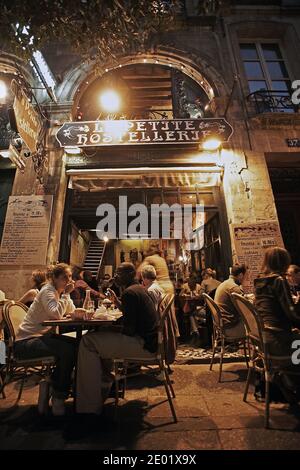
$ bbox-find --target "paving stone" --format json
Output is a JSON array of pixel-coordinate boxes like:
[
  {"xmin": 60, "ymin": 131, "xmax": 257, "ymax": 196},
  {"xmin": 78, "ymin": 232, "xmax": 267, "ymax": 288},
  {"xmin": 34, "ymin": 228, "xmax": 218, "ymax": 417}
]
[
  {"xmin": 134, "ymin": 430, "xmax": 221, "ymax": 450},
  {"xmin": 218, "ymin": 429, "xmax": 300, "ymax": 450},
  {"xmin": 1, "ymin": 363, "xmax": 299, "ymax": 450},
  {"xmin": 146, "ymin": 395, "xmax": 210, "ymax": 418}
]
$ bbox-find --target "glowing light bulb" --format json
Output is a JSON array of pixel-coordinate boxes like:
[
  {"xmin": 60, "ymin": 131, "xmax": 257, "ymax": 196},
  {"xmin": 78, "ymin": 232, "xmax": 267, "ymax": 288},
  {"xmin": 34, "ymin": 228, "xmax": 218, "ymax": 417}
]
[
  {"xmin": 202, "ymin": 138, "xmax": 222, "ymax": 151},
  {"xmin": 0, "ymin": 81, "xmax": 7, "ymax": 99},
  {"xmin": 99, "ymin": 90, "xmax": 121, "ymax": 113}
]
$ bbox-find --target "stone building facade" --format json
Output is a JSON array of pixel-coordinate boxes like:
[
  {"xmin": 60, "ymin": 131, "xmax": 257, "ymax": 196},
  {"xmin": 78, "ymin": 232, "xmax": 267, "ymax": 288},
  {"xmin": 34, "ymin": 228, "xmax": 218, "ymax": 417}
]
[{"xmin": 1, "ymin": 0, "xmax": 300, "ymax": 298}]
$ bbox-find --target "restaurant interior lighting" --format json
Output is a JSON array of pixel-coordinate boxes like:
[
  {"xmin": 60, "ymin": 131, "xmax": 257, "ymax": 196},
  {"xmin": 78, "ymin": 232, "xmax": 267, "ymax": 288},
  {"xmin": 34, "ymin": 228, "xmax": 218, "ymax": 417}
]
[
  {"xmin": 202, "ymin": 138, "xmax": 222, "ymax": 151},
  {"xmin": 103, "ymin": 235, "xmax": 109, "ymax": 243},
  {"xmin": 64, "ymin": 147, "xmax": 81, "ymax": 155},
  {"xmin": 0, "ymin": 81, "xmax": 7, "ymax": 100},
  {"xmin": 100, "ymin": 90, "xmax": 120, "ymax": 113}
]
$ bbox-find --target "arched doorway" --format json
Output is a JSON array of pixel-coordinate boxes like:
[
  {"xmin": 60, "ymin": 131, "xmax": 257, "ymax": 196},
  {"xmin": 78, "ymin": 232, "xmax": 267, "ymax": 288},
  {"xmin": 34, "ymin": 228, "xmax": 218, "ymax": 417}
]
[{"xmin": 59, "ymin": 59, "xmax": 232, "ymax": 282}]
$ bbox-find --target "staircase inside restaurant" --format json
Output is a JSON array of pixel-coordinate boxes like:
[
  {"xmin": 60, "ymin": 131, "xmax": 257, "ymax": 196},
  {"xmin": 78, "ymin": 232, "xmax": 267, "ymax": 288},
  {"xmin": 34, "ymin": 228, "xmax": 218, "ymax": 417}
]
[{"xmin": 83, "ymin": 238, "xmax": 106, "ymax": 280}]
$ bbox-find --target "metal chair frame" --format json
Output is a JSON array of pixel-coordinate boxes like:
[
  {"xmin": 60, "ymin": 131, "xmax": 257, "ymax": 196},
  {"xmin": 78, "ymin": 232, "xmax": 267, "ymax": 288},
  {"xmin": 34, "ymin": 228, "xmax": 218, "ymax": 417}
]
[
  {"xmin": 0, "ymin": 301, "xmax": 55, "ymax": 411},
  {"xmin": 113, "ymin": 293, "xmax": 177, "ymax": 423},
  {"xmin": 203, "ymin": 293, "xmax": 249, "ymax": 382},
  {"xmin": 232, "ymin": 293, "xmax": 300, "ymax": 428}
]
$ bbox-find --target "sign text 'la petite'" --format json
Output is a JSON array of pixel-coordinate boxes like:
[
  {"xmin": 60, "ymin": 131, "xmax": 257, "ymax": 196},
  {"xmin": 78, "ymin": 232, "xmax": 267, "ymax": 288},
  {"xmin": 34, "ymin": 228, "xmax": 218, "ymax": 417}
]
[{"xmin": 56, "ymin": 118, "xmax": 233, "ymax": 148}]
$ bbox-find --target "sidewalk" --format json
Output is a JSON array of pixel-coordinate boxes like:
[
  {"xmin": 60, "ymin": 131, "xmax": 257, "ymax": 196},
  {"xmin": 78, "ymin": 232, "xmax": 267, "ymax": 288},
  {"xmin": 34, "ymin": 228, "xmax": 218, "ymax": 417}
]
[{"xmin": 1, "ymin": 363, "xmax": 300, "ymax": 450}]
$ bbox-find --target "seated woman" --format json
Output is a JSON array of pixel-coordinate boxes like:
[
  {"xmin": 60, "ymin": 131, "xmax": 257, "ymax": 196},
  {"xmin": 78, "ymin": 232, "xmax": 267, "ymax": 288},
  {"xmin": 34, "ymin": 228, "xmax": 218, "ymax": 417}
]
[
  {"xmin": 71, "ymin": 267, "xmax": 104, "ymax": 307},
  {"xmin": 254, "ymin": 247, "xmax": 300, "ymax": 398},
  {"xmin": 18, "ymin": 269, "xmax": 46, "ymax": 307},
  {"xmin": 201, "ymin": 268, "xmax": 221, "ymax": 295},
  {"xmin": 180, "ymin": 275, "xmax": 204, "ymax": 347},
  {"xmin": 14, "ymin": 263, "xmax": 77, "ymax": 416},
  {"xmin": 83, "ymin": 270, "xmax": 99, "ymax": 291}
]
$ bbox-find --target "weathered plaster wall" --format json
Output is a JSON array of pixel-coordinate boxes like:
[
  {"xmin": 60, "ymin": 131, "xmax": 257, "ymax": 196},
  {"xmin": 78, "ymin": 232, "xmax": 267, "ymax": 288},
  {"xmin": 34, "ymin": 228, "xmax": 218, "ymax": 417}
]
[
  {"xmin": 70, "ymin": 224, "xmax": 90, "ymax": 268},
  {"xmin": 222, "ymin": 148, "xmax": 281, "ymax": 265}
]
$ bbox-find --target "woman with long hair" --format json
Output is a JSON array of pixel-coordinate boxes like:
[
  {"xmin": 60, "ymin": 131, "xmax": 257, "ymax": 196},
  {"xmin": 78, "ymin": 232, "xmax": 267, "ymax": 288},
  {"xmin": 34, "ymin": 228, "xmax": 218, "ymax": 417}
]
[
  {"xmin": 254, "ymin": 246, "xmax": 300, "ymax": 361},
  {"xmin": 14, "ymin": 263, "xmax": 77, "ymax": 416}
]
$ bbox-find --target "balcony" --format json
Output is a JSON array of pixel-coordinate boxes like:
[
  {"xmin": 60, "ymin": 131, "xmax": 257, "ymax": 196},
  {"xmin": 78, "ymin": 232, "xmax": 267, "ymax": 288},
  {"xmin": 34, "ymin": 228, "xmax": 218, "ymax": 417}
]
[{"xmin": 247, "ymin": 90, "xmax": 298, "ymax": 115}]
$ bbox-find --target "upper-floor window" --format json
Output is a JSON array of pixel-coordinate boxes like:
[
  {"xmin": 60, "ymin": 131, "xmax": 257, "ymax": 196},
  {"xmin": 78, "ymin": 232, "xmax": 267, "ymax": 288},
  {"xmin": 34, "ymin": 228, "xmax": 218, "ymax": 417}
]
[{"xmin": 240, "ymin": 43, "xmax": 291, "ymax": 94}]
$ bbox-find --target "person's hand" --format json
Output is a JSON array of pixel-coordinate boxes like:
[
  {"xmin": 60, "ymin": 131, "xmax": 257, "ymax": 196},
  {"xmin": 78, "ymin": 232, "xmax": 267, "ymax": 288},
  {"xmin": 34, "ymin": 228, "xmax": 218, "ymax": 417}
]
[
  {"xmin": 106, "ymin": 288, "xmax": 117, "ymax": 302},
  {"xmin": 64, "ymin": 280, "xmax": 75, "ymax": 294}
]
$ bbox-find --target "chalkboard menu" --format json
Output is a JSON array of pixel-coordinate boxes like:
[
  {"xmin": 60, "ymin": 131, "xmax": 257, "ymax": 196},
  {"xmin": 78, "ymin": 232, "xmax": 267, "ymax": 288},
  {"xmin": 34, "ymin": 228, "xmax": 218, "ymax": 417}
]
[{"xmin": 0, "ymin": 195, "xmax": 53, "ymax": 265}]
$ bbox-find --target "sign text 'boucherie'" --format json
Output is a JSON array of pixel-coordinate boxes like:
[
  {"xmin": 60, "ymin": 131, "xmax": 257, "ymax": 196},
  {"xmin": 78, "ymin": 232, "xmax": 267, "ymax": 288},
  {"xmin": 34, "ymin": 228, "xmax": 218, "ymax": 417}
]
[
  {"xmin": 56, "ymin": 118, "xmax": 233, "ymax": 147},
  {"xmin": 12, "ymin": 80, "xmax": 43, "ymax": 154}
]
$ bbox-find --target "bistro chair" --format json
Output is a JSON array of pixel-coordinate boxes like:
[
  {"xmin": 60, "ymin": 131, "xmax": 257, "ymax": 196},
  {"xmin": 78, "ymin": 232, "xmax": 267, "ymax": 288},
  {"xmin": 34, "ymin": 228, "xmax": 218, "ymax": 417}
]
[
  {"xmin": 0, "ymin": 301, "xmax": 55, "ymax": 411},
  {"xmin": 231, "ymin": 293, "xmax": 300, "ymax": 428},
  {"xmin": 203, "ymin": 293, "xmax": 249, "ymax": 382},
  {"xmin": 113, "ymin": 293, "xmax": 177, "ymax": 423}
]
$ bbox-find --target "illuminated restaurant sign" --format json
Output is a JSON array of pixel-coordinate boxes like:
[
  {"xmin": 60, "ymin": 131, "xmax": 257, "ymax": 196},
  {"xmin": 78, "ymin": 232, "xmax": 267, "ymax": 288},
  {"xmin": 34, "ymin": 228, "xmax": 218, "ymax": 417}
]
[
  {"xmin": 56, "ymin": 118, "xmax": 233, "ymax": 148},
  {"xmin": 12, "ymin": 80, "xmax": 43, "ymax": 153}
]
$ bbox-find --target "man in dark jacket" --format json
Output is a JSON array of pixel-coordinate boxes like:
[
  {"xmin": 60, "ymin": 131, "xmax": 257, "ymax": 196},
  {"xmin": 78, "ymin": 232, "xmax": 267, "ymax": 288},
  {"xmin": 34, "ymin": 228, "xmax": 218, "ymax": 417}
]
[
  {"xmin": 75, "ymin": 262, "xmax": 159, "ymax": 416},
  {"xmin": 214, "ymin": 264, "xmax": 247, "ymax": 338}
]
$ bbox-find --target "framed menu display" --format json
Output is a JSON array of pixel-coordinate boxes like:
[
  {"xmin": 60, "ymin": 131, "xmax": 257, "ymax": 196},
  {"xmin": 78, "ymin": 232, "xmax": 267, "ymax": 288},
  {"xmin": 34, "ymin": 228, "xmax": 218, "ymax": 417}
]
[
  {"xmin": 0, "ymin": 195, "xmax": 53, "ymax": 265},
  {"xmin": 231, "ymin": 221, "xmax": 284, "ymax": 292}
]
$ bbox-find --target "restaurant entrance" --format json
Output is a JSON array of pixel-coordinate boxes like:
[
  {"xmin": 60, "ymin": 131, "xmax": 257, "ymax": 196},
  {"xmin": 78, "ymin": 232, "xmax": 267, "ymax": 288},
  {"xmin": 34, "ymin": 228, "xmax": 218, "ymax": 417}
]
[{"xmin": 59, "ymin": 168, "xmax": 232, "ymax": 282}]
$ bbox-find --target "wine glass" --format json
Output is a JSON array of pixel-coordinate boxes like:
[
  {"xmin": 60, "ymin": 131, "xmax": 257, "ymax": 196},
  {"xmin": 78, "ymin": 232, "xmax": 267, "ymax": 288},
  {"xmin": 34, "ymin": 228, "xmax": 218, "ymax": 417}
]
[{"xmin": 87, "ymin": 300, "xmax": 95, "ymax": 317}]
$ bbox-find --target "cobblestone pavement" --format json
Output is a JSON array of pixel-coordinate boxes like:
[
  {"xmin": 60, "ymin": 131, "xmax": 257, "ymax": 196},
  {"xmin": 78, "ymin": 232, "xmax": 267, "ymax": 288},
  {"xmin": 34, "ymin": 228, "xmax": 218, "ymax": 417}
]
[{"xmin": 1, "ymin": 363, "xmax": 300, "ymax": 450}]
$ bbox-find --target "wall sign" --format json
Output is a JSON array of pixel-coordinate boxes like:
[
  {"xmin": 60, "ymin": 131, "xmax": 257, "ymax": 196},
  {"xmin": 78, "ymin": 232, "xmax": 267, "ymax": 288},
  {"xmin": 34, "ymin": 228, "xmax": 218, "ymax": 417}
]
[
  {"xmin": 12, "ymin": 80, "xmax": 43, "ymax": 153},
  {"xmin": 0, "ymin": 195, "xmax": 53, "ymax": 265},
  {"xmin": 231, "ymin": 221, "xmax": 284, "ymax": 293},
  {"xmin": 56, "ymin": 118, "xmax": 233, "ymax": 148},
  {"xmin": 286, "ymin": 139, "xmax": 300, "ymax": 147}
]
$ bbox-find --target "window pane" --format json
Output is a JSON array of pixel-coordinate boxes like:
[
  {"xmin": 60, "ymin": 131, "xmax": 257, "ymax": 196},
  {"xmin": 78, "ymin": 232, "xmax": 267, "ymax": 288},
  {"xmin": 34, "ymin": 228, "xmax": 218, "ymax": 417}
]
[
  {"xmin": 244, "ymin": 61, "xmax": 264, "ymax": 79},
  {"xmin": 262, "ymin": 44, "xmax": 282, "ymax": 60},
  {"xmin": 248, "ymin": 81, "xmax": 267, "ymax": 93},
  {"xmin": 267, "ymin": 61, "xmax": 289, "ymax": 79},
  {"xmin": 271, "ymin": 80, "xmax": 290, "ymax": 92},
  {"xmin": 240, "ymin": 44, "xmax": 258, "ymax": 60}
]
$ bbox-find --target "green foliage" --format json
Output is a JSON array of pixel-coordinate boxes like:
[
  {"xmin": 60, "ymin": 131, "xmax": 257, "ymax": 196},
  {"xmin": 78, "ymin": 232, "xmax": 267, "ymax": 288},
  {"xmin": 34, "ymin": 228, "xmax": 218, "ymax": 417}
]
[{"xmin": 1, "ymin": 0, "xmax": 181, "ymax": 61}]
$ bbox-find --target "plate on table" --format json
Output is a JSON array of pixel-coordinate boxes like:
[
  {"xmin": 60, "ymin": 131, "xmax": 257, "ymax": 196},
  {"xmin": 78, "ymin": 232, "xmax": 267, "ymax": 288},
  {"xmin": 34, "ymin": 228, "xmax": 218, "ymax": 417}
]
[{"xmin": 93, "ymin": 309, "xmax": 122, "ymax": 321}]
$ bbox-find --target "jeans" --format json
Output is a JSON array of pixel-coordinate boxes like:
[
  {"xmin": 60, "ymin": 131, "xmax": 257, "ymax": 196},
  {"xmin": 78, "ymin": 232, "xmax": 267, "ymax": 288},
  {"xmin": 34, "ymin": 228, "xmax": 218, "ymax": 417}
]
[
  {"xmin": 76, "ymin": 331, "xmax": 155, "ymax": 414},
  {"xmin": 14, "ymin": 334, "xmax": 77, "ymax": 399}
]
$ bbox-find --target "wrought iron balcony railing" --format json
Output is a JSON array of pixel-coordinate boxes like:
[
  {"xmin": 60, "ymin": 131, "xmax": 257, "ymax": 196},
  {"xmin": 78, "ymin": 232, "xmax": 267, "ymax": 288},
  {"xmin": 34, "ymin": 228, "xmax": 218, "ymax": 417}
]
[{"xmin": 246, "ymin": 90, "xmax": 298, "ymax": 115}]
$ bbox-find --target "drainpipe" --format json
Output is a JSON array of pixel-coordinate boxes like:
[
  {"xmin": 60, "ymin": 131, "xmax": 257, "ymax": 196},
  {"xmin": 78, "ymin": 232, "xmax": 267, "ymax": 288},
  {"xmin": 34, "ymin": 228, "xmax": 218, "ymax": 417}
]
[{"xmin": 221, "ymin": 17, "xmax": 253, "ymax": 151}]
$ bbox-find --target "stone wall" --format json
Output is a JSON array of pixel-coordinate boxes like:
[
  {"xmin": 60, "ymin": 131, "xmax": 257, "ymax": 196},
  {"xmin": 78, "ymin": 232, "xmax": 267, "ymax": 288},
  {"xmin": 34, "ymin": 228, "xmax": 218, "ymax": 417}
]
[{"xmin": 70, "ymin": 224, "xmax": 90, "ymax": 268}]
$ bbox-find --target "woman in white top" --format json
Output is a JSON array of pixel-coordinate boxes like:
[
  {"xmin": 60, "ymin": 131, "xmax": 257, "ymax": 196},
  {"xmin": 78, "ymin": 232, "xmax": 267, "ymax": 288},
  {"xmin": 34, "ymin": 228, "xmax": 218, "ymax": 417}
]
[{"xmin": 15, "ymin": 263, "xmax": 77, "ymax": 416}]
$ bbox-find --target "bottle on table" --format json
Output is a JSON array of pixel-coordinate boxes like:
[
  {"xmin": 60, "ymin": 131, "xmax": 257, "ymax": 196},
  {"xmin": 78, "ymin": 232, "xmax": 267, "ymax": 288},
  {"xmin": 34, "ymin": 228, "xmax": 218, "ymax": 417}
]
[{"xmin": 83, "ymin": 289, "xmax": 91, "ymax": 310}]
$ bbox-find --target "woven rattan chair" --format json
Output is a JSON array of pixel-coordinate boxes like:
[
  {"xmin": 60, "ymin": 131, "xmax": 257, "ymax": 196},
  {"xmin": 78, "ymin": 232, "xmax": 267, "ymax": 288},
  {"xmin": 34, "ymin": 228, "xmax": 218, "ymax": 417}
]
[
  {"xmin": 113, "ymin": 293, "xmax": 177, "ymax": 423},
  {"xmin": 203, "ymin": 293, "xmax": 249, "ymax": 382},
  {"xmin": 0, "ymin": 301, "xmax": 55, "ymax": 410},
  {"xmin": 231, "ymin": 293, "xmax": 300, "ymax": 428}
]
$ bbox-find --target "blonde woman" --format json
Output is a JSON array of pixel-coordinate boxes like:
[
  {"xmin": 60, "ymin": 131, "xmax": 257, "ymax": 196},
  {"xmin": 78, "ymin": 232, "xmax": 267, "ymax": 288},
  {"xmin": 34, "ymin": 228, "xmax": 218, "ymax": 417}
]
[{"xmin": 15, "ymin": 263, "xmax": 77, "ymax": 416}]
